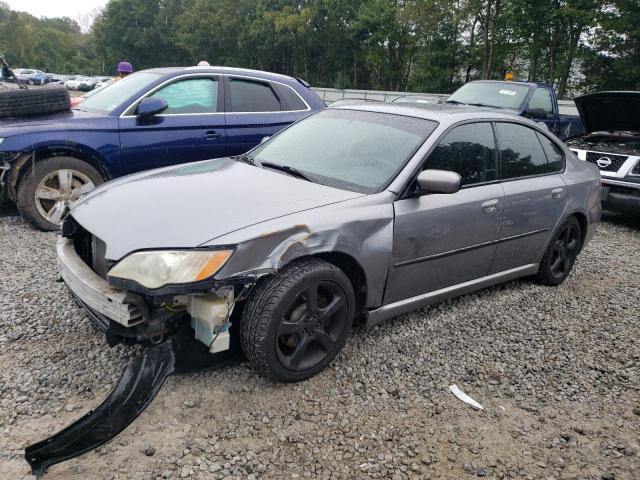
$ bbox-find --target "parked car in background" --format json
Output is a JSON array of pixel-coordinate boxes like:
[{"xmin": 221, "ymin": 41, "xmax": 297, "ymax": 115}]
[
  {"xmin": 0, "ymin": 66, "xmax": 324, "ymax": 230},
  {"xmin": 46, "ymin": 74, "xmax": 70, "ymax": 87},
  {"xmin": 77, "ymin": 77, "xmax": 98, "ymax": 91},
  {"xmin": 446, "ymin": 80, "xmax": 583, "ymax": 140},
  {"xmin": 94, "ymin": 77, "xmax": 115, "ymax": 89},
  {"xmin": 12, "ymin": 69, "xmax": 47, "ymax": 85},
  {"xmin": 566, "ymin": 91, "xmax": 640, "ymax": 215},
  {"xmin": 57, "ymin": 104, "xmax": 601, "ymax": 383},
  {"xmin": 65, "ymin": 76, "xmax": 90, "ymax": 90}
]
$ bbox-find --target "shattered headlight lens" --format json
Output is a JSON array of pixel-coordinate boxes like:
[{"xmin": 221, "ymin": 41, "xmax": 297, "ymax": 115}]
[{"xmin": 108, "ymin": 249, "xmax": 233, "ymax": 289}]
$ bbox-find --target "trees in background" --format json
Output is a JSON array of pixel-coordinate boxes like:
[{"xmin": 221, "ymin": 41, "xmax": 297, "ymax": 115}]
[{"xmin": 0, "ymin": 0, "xmax": 639, "ymax": 97}]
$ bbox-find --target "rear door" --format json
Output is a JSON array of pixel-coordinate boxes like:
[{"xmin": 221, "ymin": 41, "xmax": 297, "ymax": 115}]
[
  {"xmin": 118, "ymin": 75, "xmax": 226, "ymax": 174},
  {"xmin": 490, "ymin": 122, "xmax": 567, "ymax": 273},
  {"xmin": 223, "ymin": 75, "xmax": 311, "ymax": 156},
  {"xmin": 384, "ymin": 122, "xmax": 504, "ymax": 304}
]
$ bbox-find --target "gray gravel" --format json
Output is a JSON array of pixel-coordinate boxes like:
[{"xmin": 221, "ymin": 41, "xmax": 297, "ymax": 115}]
[{"xmin": 1, "ymin": 211, "xmax": 639, "ymax": 480}]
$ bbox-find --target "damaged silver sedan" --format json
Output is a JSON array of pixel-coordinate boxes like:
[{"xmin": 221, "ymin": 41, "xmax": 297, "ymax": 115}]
[{"xmin": 58, "ymin": 104, "xmax": 601, "ymax": 382}]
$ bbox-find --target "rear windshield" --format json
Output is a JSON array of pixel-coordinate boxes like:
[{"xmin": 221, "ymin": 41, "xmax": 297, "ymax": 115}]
[
  {"xmin": 78, "ymin": 72, "xmax": 163, "ymax": 114},
  {"xmin": 448, "ymin": 82, "xmax": 530, "ymax": 109},
  {"xmin": 247, "ymin": 109, "xmax": 437, "ymax": 193}
]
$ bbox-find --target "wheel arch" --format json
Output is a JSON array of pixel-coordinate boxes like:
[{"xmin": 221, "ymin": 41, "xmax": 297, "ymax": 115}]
[
  {"xmin": 570, "ymin": 210, "xmax": 589, "ymax": 252},
  {"xmin": 8, "ymin": 144, "xmax": 110, "ymax": 200}
]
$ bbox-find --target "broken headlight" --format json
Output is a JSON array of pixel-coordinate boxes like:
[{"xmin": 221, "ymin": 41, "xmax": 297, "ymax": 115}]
[{"xmin": 108, "ymin": 249, "xmax": 233, "ymax": 289}]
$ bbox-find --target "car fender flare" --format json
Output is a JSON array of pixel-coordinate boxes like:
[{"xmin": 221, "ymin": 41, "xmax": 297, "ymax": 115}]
[
  {"xmin": 7, "ymin": 142, "xmax": 110, "ymax": 199},
  {"xmin": 215, "ymin": 224, "xmax": 382, "ymax": 308}
]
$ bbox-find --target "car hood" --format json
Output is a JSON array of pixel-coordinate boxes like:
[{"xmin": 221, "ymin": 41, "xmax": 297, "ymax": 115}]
[
  {"xmin": 0, "ymin": 109, "xmax": 114, "ymax": 137},
  {"xmin": 574, "ymin": 91, "xmax": 640, "ymax": 134},
  {"xmin": 71, "ymin": 158, "xmax": 364, "ymax": 260}
]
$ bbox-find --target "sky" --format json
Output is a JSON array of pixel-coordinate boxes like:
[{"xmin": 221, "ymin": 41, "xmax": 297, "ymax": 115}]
[{"xmin": 3, "ymin": 0, "xmax": 108, "ymax": 30}]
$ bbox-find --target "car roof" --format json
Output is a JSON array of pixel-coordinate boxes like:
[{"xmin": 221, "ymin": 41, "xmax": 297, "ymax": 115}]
[
  {"xmin": 330, "ymin": 102, "xmax": 525, "ymax": 125},
  {"xmin": 143, "ymin": 66, "xmax": 302, "ymax": 85}
]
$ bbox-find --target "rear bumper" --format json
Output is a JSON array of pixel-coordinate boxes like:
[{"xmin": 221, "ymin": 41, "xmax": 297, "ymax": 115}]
[{"xmin": 57, "ymin": 237, "xmax": 142, "ymax": 326}]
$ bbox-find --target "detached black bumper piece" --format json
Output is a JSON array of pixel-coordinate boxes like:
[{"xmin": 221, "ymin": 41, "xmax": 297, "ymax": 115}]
[{"xmin": 25, "ymin": 326, "xmax": 238, "ymax": 477}]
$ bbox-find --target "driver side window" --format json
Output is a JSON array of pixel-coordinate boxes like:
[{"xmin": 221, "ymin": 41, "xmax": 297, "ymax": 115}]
[
  {"xmin": 528, "ymin": 88, "xmax": 553, "ymax": 117},
  {"xmin": 149, "ymin": 77, "xmax": 219, "ymax": 114},
  {"xmin": 424, "ymin": 122, "xmax": 498, "ymax": 186}
]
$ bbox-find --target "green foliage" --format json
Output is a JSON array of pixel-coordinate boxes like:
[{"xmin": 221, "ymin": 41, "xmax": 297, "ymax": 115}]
[{"xmin": 0, "ymin": 0, "xmax": 638, "ymax": 95}]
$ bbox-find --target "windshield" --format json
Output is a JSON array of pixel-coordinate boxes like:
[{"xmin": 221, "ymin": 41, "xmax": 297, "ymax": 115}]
[
  {"xmin": 448, "ymin": 82, "xmax": 530, "ymax": 109},
  {"xmin": 247, "ymin": 109, "xmax": 437, "ymax": 193},
  {"xmin": 77, "ymin": 71, "xmax": 163, "ymax": 114}
]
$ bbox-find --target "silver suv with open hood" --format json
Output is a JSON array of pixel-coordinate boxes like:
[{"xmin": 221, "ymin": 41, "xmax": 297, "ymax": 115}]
[{"xmin": 567, "ymin": 91, "xmax": 640, "ymax": 215}]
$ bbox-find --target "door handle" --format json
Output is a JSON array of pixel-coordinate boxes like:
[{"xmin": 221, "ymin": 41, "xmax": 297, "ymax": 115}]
[
  {"xmin": 481, "ymin": 199, "xmax": 499, "ymax": 213},
  {"xmin": 551, "ymin": 187, "xmax": 565, "ymax": 199},
  {"xmin": 202, "ymin": 130, "xmax": 221, "ymax": 140}
]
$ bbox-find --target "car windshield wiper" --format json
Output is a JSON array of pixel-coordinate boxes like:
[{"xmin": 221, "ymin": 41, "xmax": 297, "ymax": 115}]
[
  {"xmin": 445, "ymin": 99, "xmax": 465, "ymax": 105},
  {"xmin": 233, "ymin": 154, "xmax": 255, "ymax": 165},
  {"xmin": 466, "ymin": 102, "xmax": 503, "ymax": 109},
  {"xmin": 260, "ymin": 161, "xmax": 313, "ymax": 182}
]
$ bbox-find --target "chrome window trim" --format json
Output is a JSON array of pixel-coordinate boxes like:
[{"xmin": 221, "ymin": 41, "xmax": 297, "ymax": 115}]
[{"xmin": 120, "ymin": 72, "xmax": 310, "ymax": 118}]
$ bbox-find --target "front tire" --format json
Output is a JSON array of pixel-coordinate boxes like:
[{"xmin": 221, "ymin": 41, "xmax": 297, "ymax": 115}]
[
  {"xmin": 534, "ymin": 216, "xmax": 582, "ymax": 286},
  {"xmin": 241, "ymin": 259, "xmax": 355, "ymax": 382},
  {"xmin": 16, "ymin": 156, "xmax": 103, "ymax": 231}
]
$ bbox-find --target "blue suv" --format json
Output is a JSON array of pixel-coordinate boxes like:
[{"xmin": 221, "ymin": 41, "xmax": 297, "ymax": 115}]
[{"xmin": 0, "ymin": 66, "xmax": 324, "ymax": 230}]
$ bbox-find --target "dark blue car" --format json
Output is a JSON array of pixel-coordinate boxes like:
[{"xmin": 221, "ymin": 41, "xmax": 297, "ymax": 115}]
[{"xmin": 0, "ymin": 66, "xmax": 324, "ymax": 230}]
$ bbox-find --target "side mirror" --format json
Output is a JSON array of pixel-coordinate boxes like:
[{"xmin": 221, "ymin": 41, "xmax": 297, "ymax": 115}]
[
  {"xmin": 137, "ymin": 97, "xmax": 168, "ymax": 118},
  {"xmin": 526, "ymin": 107, "xmax": 547, "ymax": 119},
  {"xmin": 416, "ymin": 169, "xmax": 461, "ymax": 195}
]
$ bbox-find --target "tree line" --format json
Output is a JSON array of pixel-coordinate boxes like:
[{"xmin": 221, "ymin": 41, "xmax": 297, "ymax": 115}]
[{"xmin": 1, "ymin": 0, "xmax": 638, "ymax": 98}]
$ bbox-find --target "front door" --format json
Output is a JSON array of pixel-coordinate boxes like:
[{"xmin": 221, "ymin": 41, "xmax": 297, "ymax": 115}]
[
  {"xmin": 118, "ymin": 76, "xmax": 226, "ymax": 175},
  {"xmin": 385, "ymin": 122, "xmax": 504, "ymax": 304},
  {"xmin": 490, "ymin": 122, "xmax": 568, "ymax": 273}
]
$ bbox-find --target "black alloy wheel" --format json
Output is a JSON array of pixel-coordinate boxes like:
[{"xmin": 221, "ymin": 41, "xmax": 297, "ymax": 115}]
[
  {"xmin": 241, "ymin": 258, "xmax": 355, "ymax": 382},
  {"xmin": 275, "ymin": 281, "xmax": 349, "ymax": 372},
  {"xmin": 549, "ymin": 222, "xmax": 580, "ymax": 280},
  {"xmin": 534, "ymin": 216, "xmax": 582, "ymax": 286}
]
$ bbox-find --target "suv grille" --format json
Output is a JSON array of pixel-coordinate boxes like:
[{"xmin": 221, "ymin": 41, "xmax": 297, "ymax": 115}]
[{"xmin": 586, "ymin": 151, "xmax": 628, "ymax": 172}]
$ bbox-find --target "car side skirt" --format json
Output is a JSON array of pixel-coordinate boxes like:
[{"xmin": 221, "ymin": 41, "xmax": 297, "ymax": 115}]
[{"xmin": 365, "ymin": 263, "xmax": 540, "ymax": 328}]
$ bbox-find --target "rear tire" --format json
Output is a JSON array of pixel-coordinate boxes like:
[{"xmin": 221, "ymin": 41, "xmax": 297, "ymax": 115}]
[
  {"xmin": 240, "ymin": 259, "xmax": 355, "ymax": 382},
  {"xmin": 16, "ymin": 156, "xmax": 103, "ymax": 231},
  {"xmin": 0, "ymin": 87, "xmax": 70, "ymax": 118},
  {"xmin": 534, "ymin": 216, "xmax": 582, "ymax": 286}
]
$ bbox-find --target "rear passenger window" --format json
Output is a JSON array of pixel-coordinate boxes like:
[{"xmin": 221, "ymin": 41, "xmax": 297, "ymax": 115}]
[
  {"xmin": 273, "ymin": 83, "xmax": 308, "ymax": 111},
  {"xmin": 496, "ymin": 123, "xmax": 551, "ymax": 179},
  {"xmin": 424, "ymin": 122, "xmax": 497, "ymax": 186},
  {"xmin": 229, "ymin": 79, "xmax": 280, "ymax": 112},
  {"xmin": 536, "ymin": 132, "xmax": 564, "ymax": 172}
]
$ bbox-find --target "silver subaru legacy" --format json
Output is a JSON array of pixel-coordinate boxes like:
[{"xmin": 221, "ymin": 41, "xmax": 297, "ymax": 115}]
[{"xmin": 58, "ymin": 104, "xmax": 601, "ymax": 382}]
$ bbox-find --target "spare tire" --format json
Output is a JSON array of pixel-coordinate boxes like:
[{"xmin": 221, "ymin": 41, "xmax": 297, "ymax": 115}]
[{"xmin": 0, "ymin": 87, "xmax": 70, "ymax": 119}]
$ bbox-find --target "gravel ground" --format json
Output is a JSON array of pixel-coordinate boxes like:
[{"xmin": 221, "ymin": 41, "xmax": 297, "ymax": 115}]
[{"xmin": 0, "ymin": 210, "xmax": 639, "ymax": 480}]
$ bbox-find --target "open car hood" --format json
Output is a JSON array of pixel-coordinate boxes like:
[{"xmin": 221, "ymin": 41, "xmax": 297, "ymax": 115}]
[{"xmin": 574, "ymin": 91, "xmax": 640, "ymax": 135}]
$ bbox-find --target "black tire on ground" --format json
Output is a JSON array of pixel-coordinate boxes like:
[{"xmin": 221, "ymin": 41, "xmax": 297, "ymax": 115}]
[
  {"xmin": 16, "ymin": 156, "xmax": 103, "ymax": 231},
  {"xmin": 0, "ymin": 87, "xmax": 70, "ymax": 118},
  {"xmin": 533, "ymin": 216, "xmax": 582, "ymax": 286},
  {"xmin": 241, "ymin": 258, "xmax": 355, "ymax": 382}
]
